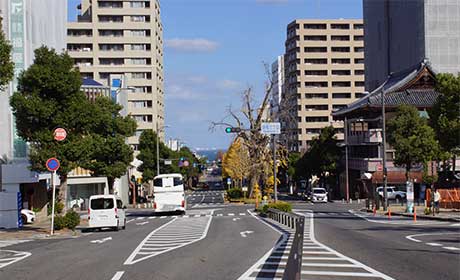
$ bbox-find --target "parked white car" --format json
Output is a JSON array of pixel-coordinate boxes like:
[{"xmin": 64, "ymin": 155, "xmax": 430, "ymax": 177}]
[
  {"xmin": 312, "ymin": 188, "xmax": 328, "ymax": 203},
  {"xmin": 377, "ymin": 186, "xmax": 406, "ymax": 201},
  {"xmin": 88, "ymin": 195, "xmax": 126, "ymax": 231},
  {"xmin": 21, "ymin": 209, "xmax": 36, "ymax": 224}
]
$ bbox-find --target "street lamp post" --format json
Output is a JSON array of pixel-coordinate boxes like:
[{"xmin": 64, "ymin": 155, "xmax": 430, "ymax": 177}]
[
  {"xmin": 344, "ymin": 117, "xmax": 350, "ymax": 203},
  {"xmin": 381, "ymin": 88, "xmax": 388, "ymax": 211}
]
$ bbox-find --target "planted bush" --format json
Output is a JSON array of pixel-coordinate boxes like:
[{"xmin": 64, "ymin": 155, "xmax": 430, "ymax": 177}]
[
  {"xmin": 53, "ymin": 216, "xmax": 66, "ymax": 230},
  {"xmin": 227, "ymin": 188, "xmax": 243, "ymax": 199},
  {"xmin": 47, "ymin": 201, "xmax": 64, "ymax": 216},
  {"xmin": 266, "ymin": 201, "xmax": 292, "ymax": 213},
  {"xmin": 64, "ymin": 210, "xmax": 80, "ymax": 230}
]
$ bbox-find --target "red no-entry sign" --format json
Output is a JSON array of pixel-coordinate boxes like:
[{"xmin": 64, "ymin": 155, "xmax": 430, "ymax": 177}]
[
  {"xmin": 46, "ymin": 158, "xmax": 60, "ymax": 172},
  {"xmin": 54, "ymin": 128, "xmax": 67, "ymax": 141}
]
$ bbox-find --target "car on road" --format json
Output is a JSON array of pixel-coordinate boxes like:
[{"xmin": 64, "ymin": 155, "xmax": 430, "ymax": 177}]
[
  {"xmin": 88, "ymin": 195, "xmax": 126, "ymax": 231},
  {"xmin": 20, "ymin": 209, "xmax": 36, "ymax": 224},
  {"xmin": 153, "ymin": 173, "xmax": 186, "ymax": 214},
  {"xmin": 376, "ymin": 186, "xmax": 406, "ymax": 201},
  {"xmin": 311, "ymin": 188, "xmax": 328, "ymax": 203}
]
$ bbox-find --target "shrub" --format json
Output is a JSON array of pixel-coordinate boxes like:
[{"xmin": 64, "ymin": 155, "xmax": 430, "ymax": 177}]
[
  {"xmin": 266, "ymin": 201, "xmax": 292, "ymax": 213},
  {"xmin": 64, "ymin": 211, "xmax": 80, "ymax": 230},
  {"xmin": 47, "ymin": 201, "xmax": 64, "ymax": 216},
  {"xmin": 53, "ymin": 216, "xmax": 65, "ymax": 230},
  {"xmin": 227, "ymin": 188, "xmax": 243, "ymax": 199},
  {"xmin": 424, "ymin": 207, "xmax": 432, "ymax": 215}
]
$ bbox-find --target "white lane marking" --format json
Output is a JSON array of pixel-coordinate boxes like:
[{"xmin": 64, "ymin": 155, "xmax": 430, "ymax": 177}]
[
  {"xmin": 0, "ymin": 240, "xmax": 31, "ymax": 248},
  {"xmin": 236, "ymin": 210, "xmax": 287, "ymax": 280},
  {"xmin": 0, "ymin": 250, "xmax": 32, "ymax": 269},
  {"xmin": 110, "ymin": 271, "xmax": 124, "ymax": 280},
  {"xmin": 126, "ymin": 219, "xmax": 134, "ymax": 223},
  {"xmin": 443, "ymin": 247, "xmax": 460, "ymax": 251},
  {"xmin": 148, "ymin": 217, "xmax": 156, "ymax": 220},
  {"xmin": 295, "ymin": 210, "xmax": 395, "ymax": 280},
  {"xmin": 406, "ymin": 232, "xmax": 459, "ymax": 243},
  {"xmin": 228, "ymin": 213, "xmax": 235, "ymax": 216},
  {"xmin": 90, "ymin": 237, "xmax": 112, "ymax": 244},
  {"xmin": 239, "ymin": 213, "xmax": 246, "ymax": 216},
  {"xmin": 233, "ymin": 217, "xmax": 241, "ymax": 221},
  {"xmin": 160, "ymin": 216, "xmax": 167, "ymax": 219},
  {"xmin": 124, "ymin": 210, "xmax": 214, "ymax": 265},
  {"xmin": 451, "ymin": 223, "xmax": 460, "ymax": 227},
  {"xmin": 426, "ymin": 242, "xmax": 442, "ymax": 246},
  {"xmin": 303, "ymin": 263, "xmax": 360, "ymax": 267},
  {"xmin": 136, "ymin": 217, "xmax": 144, "ymax": 220},
  {"xmin": 240, "ymin": 230, "xmax": 254, "ymax": 238},
  {"xmin": 136, "ymin": 221, "xmax": 149, "ymax": 226},
  {"xmin": 217, "ymin": 214, "xmax": 223, "ymax": 217}
]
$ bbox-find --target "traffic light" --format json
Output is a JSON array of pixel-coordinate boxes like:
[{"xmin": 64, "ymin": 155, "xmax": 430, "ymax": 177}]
[
  {"xmin": 225, "ymin": 127, "xmax": 241, "ymax": 133},
  {"xmin": 180, "ymin": 157, "xmax": 185, "ymax": 161}
]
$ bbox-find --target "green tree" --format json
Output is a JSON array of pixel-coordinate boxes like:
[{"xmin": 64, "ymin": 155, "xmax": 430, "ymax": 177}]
[
  {"xmin": 10, "ymin": 47, "xmax": 94, "ymax": 205},
  {"xmin": 387, "ymin": 105, "xmax": 440, "ymax": 181},
  {"xmin": 430, "ymin": 73, "xmax": 460, "ymax": 172},
  {"xmin": 287, "ymin": 152, "xmax": 301, "ymax": 180},
  {"xmin": 297, "ymin": 126, "xmax": 340, "ymax": 185},
  {"xmin": 80, "ymin": 97, "xmax": 136, "ymax": 189},
  {"xmin": 0, "ymin": 20, "xmax": 14, "ymax": 90}
]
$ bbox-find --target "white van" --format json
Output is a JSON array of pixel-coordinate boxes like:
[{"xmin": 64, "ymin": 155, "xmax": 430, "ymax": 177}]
[
  {"xmin": 88, "ymin": 195, "xmax": 126, "ymax": 231},
  {"xmin": 153, "ymin": 174, "xmax": 186, "ymax": 214}
]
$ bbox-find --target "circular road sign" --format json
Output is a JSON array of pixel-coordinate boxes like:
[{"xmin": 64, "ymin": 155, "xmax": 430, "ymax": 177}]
[
  {"xmin": 183, "ymin": 160, "xmax": 189, "ymax": 167},
  {"xmin": 46, "ymin": 158, "xmax": 60, "ymax": 172},
  {"xmin": 54, "ymin": 128, "xmax": 67, "ymax": 141}
]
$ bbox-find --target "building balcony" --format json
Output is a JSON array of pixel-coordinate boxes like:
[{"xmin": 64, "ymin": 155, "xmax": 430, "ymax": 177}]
[{"xmin": 347, "ymin": 128, "xmax": 382, "ymax": 145}]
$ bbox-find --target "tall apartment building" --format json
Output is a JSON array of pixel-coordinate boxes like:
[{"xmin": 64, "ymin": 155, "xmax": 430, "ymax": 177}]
[
  {"xmin": 364, "ymin": 0, "xmax": 460, "ymax": 92},
  {"xmin": 270, "ymin": 55, "xmax": 284, "ymax": 122},
  {"xmin": 67, "ymin": 0, "xmax": 164, "ymax": 149},
  {"xmin": 283, "ymin": 19, "xmax": 365, "ymax": 152}
]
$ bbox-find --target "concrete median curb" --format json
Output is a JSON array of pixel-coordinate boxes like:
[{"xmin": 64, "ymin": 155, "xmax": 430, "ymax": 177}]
[{"xmin": 360, "ymin": 208, "xmax": 460, "ymax": 222}]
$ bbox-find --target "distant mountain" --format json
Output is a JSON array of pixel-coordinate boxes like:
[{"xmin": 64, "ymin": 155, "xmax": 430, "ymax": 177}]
[{"xmin": 196, "ymin": 149, "xmax": 225, "ymax": 161}]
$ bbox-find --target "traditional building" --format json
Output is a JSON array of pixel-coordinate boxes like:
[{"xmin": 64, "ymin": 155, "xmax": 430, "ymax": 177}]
[{"xmin": 332, "ymin": 60, "xmax": 439, "ymax": 200}]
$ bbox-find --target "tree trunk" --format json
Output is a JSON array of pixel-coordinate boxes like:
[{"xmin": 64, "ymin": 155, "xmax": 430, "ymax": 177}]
[
  {"xmin": 58, "ymin": 175, "xmax": 68, "ymax": 212},
  {"xmin": 107, "ymin": 177, "xmax": 115, "ymax": 194},
  {"xmin": 452, "ymin": 155, "xmax": 457, "ymax": 175}
]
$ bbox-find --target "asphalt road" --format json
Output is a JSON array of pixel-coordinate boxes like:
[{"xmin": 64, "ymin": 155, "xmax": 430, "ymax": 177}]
[
  {"xmin": 292, "ymin": 201, "xmax": 460, "ymax": 280},
  {"xmin": 2, "ymin": 188, "xmax": 459, "ymax": 280},
  {"xmin": 0, "ymin": 187, "xmax": 280, "ymax": 280}
]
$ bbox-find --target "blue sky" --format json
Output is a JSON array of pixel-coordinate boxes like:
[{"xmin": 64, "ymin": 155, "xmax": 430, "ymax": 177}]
[{"xmin": 68, "ymin": 0, "xmax": 362, "ymax": 150}]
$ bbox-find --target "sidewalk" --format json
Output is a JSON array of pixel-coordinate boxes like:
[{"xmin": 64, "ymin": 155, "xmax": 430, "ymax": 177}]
[{"xmin": 361, "ymin": 205, "xmax": 460, "ymax": 222}]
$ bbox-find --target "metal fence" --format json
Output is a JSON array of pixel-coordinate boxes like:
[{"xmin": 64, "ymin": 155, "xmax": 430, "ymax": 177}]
[{"xmin": 266, "ymin": 209, "xmax": 304, "ymax": 280}]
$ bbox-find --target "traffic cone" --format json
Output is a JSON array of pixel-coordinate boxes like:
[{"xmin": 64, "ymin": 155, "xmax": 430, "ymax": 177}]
[
  {"xmin": 388, "ymin": 207, "xmax": 391, "ymax": 219},
  {"xmin": 414, "ymin": 207, "xmax": 417, "ymax": 223}
]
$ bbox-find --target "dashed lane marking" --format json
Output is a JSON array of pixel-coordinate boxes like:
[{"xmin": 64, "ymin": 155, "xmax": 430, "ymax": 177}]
[
  {"xmin": 0, "ymin": 240, "xmax": 30, "ymax": 249},
  {"xmin": 110, "ymin": 271, "xmax": 124, "ymax": 280},
  {"xmin": 443, "ymin": 247, "xmax": 460, "ymax": 251},
  {"xmin": 123, "ymin": 210, "xmax": 214, "ymax": 265},
  {"xmin": 406, "ymin": 232, "xmax": 460, "ymax": 253}
]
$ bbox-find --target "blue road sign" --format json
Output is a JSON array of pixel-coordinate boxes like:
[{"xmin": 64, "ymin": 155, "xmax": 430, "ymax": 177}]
[{"xmin": 46, "ymin": 158, "xmax": 60, "ymax": 172}]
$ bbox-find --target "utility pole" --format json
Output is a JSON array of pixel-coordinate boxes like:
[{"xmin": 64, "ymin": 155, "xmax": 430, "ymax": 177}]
[
  {"xmin": 156, "ymin": 121, "xmax": 160, "ymax": 177},
  {"xmin": 344, "ymin": 117, "xmax": 350, "ymax": 203},
  {"xmin": 273, "ymin": 134, "xmax": 278, "ymax": 202},
  {"xmin": 381, "ymin": 88, "xmax": 388, "ymax": 211}
]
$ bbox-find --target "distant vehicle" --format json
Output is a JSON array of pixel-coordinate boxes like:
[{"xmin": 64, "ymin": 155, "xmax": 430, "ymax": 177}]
[
  {"xmin": 88, "ymin": 195, "xmax": 126, "ymax": 231},
  {"xmin": 153, "ymin": 173, "xmax": 186, "ymax": 214},
  {"xmin": 21, "ymin": 209, "xmax": 35, "ymax": 224},
  {"xmin": 311, "ymin": 188, "xmax": 328, "ymax": 203},
  {"xmin": 377, "ymin": 186, "xmax": 406, "ymax": 201}
]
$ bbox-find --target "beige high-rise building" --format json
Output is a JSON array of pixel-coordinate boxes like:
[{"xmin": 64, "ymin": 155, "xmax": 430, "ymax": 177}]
[
  {"xmin": 67, "ymin": 0, "xmax": 164, "ymax": 149},
  {"xmin": 282, "ymin": 19, "xmax": 365, "ymax": 152}
]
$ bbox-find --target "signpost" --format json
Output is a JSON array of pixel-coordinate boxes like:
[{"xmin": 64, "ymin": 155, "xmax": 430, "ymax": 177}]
[
  {"xmin": 261, "ymin": 122, "xmax": 281, "ymax": 202},
  {"xmin": 406, "ymin": 181, "xmax": 414, "ymax": 213},
  {"xmin": 53, "ymin": 128, "xmax": 67, "ymax": 141},
  {"xmin": 46, "ymin": 158, "xmax": 60, "ymax": 235}
]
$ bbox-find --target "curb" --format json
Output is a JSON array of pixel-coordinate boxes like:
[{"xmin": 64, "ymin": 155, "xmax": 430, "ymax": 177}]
[{"xmin": 360, "ymin": 208, "xmax": 460, "ymax": 222}]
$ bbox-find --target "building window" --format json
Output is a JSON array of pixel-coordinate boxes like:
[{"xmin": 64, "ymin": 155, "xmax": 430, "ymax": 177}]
[
  {"xmin": 305, "ymin": 93, "xmax": 328, "ymax": 99},
  {"xmin": 304, "ymin": 35, "xmax": 327, "ymax": 41},
  {"xmin": 332, "ymin": 81, "xmax": 351, "ymax": 87},
  {"xmin": 355, "ymin": 58, "xmax": 365, "ymax": 64},
  {"xmin": 332, "ymin": 58, "xmax": 350, "ymax": 64},
  {"xmin": 130, "ymin": 30, "xmax": 150, "ymax": 37},
  {"xmin": 355, "ymin": 69, "xmax": 365, "ymax": 75},
  {"xmin": 305, "ymin": 116, "xmax": 329, "ymax": 122},
  {"xmin": 99, "ymin": 58, "xmax": 124, "ymax": 65},
  {"xmin": 303, "ymin": 23, "xmax": 326, "ymax": 29},
  {"xmin": 355, "ymin": 81, "xmax": 365, "ymax": 87},
  {"xmin": 304, "ymin": 58, "xmax": 327, "ymax": 64},
  {"xmin": 332, "ymin": 104, "xmax": 347, "ymax": 110},
  {"xmin": 331, "ymin": 23, "xmax": 349, "ymax": 29},
  {"xmin": 304, "ymin": 47, "xmax": 327, "ymax": 53},
  {"xmin": 331, "ymin": 70, "xmax": 351, "ymax": 76},
  {"xmin": 67, "ymin": 44, "xmax": 92, "ymax": 52},
  {"xmin": 99, "ymin": 44, "xmax": 124, "ymax": 51},
  {"xmin": 133, "ymin": 115, "xmax": 153, "ymax": 123},
  {"xmin": 355, "ymin": 92, "xmax": 367, "ymax": 98},
  {"xmin": 354, "ymin": 23, "xmax": 364, "ymax": 29},
  {"xmin": 354, "ymin": 47, "xmax": 364, "ymax": 52},
  {"xmin": 131, "ymin": 16, "xmax": 147, "ymax": 22},
  {"xmin": 98, "ymin": 15, "xmax": 123, "ymax": 23},
  {"xmin": 130, "ymin": 100, "xmax": 152, "ymax": 108},
  {"xmin": 331, "ymin": 35, "xmax": 350, "ymax": 41},
  {"xmin": 130, "ymin": 58, "xmax": 149, "ymax": 65},
  {"xmin": 306, "ymin": 128, "xmax": 321, "ymax": 134},
  {"xmin": 130, "ymin": 1, "xmax": 146, "ymax": 8},
  {"xmin": 354, "ymin": 35, "xmax": 364, "ymax": 41},
  {"xmin": 332, "ymin": 93, "xmax": 351, "ymax": 98},
  {"xmin": 305, "ymin": 105, "xmax": 328, "ymax": 111},
  {"xmin": 98, "ymin": 1, "xmax": 122, "ymax": 8},
  {"xmin": 305, "ymin": 70, "xmax": 328, "ymax": 76},
  {"xmin": 131, "ymin": 72, "xmax": 150, "ymax": 79},
  {"xmin": 305, "ymin": 82, "xmax": 328, "ymax": 88},
  {"xmin": 331, "ymin": 47, "xmax": 350, "ymax": 53},
  {"xmin": 131, "ymin": 44, "xmax": 148, "ymax": 50},
  {"xmin": 68, "ymin": 29, "xmax": 92, "ymax": 37}
]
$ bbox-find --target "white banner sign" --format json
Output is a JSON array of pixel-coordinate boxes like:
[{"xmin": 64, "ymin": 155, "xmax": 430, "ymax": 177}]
[{"xmin": 261, "ymin": 122, "xmax": 281, "ymax": 135}]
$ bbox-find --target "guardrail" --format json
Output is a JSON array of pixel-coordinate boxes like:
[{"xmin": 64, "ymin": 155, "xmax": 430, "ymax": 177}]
[{"xmin": 266, "ymin": 209, "xmax": 304, "ymax": 280}]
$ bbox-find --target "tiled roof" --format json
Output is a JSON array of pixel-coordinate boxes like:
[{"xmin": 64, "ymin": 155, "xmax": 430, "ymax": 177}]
[
  {"xmin": 368, "ymin": 88, "xmax": 439, "ymax": 108},
  {"xmin": 82, "ymin": 78, "xmax": 103, "ymax": 87},
  {"xmin": 333, "ymin": 60, "xmax": 437, "ymax": 117}
]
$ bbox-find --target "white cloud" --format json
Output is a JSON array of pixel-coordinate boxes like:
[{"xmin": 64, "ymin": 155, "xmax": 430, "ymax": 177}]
[
  {"xmin": 256, "ymin": 0, "xmax": 288, "ymax": 4},
  {"xmin": 165, "ymin": 38, "xmax": 219, "ymax": 52},
  {"xmin": 217, "ymin": 79, "xmax": 242, "ymax": 90}
]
